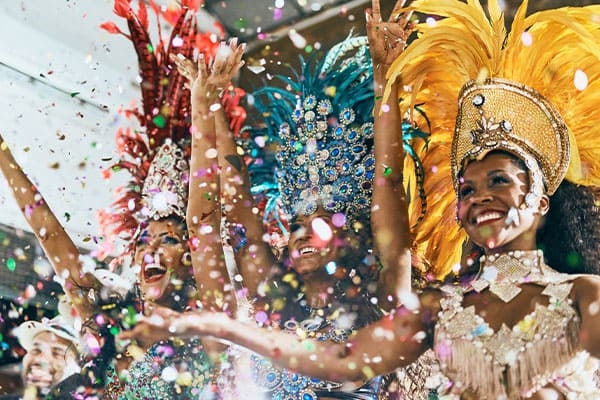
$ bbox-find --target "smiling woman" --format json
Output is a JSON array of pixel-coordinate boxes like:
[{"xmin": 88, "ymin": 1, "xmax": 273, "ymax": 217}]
[
  {"xmin": 122, "ymin": 0, "xmax": 600, "ymax": 398},
  {"xmin": 0, "ymin": 1, "xmax": 247, "ymax": 398},
  {"xmin": 121, "ymin": 0, "xmax": 441, "ymax": 398}
]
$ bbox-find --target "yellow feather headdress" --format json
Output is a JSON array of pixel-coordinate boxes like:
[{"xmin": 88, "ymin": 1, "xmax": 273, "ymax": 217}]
[{"xmin": 392, "ymin": 0, "xmax": 600, "ymax": 278}]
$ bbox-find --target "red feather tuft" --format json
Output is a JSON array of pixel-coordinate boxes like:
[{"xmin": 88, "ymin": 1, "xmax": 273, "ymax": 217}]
[
  {"xmin": 113, "ymin": 0, "xmax": 131, "ymax": 18},
  {"xmin": 137, "ymin": 0, "xmax": 149, "ymax": 30},
  {"xmin": 99, "ymin": 0, "xmax": 247, "ymax": 257},
  {"xmin": 99, "ymin": 21, "xmax": 125, "ymax": 35}
]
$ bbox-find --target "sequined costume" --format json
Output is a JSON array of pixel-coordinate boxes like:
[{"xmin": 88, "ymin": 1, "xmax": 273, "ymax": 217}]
[
  {"xmin": 435, "ymin": 251, "xmax": 599, "ymax": 398},
  {"xmin": 104, "ymin": 338, "xmax": 215, "ymax": 399},
  {"xmin": 234, "ymin": 33, "xmax": 433, "ymax": 399},
  {"xmin": 383, "ymin": 0, "xmax": 600, "ymax": 398},
  {"xmin": 246, "ymin": 295, "xmax": 385, "ymax": 400}
]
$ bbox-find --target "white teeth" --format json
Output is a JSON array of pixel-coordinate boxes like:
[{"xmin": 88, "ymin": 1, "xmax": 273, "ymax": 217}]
[
  {"xmin": 476, "ymin": 211, "xmax": 503, "ymax": 225},
  {"xmin": 299, "ymin": 247, "xmax": 317, "ymax": 255},
  {"xmin": 144, "ymin": 264, "xmax": 166, "ymax": 273}
]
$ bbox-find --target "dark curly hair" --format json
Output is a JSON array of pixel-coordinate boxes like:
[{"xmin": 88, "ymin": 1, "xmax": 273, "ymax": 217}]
[
  {"xmin": 260, "ymin": 213, "xmax": 382, "ymax": 328},
  {"xmin": 537, "ymin": 181, "xmax": 600, "ymax": 275},
  {"xmin": 456, "ymin": 150, "xmax": 600, "ymax": 277}
]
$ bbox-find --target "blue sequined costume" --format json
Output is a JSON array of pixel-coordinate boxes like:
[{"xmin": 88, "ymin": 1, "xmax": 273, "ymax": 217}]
[{"xmin": 218, "ymin": 293, "xmax": 387, "ymax": 400}]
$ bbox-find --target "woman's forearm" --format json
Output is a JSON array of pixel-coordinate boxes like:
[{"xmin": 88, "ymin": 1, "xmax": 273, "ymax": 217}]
[
  {"xmin": 175, "ymin": 308, "xmax": 428, "ymax": 382},
  {"xmin": 187, "ymin": 93, "xmax": 231, "ymax": 310},
  {"xmin": 372, "ymin": 76, "xmax": 412, "ymax": 309},
  {"xmin": 214, "ymin": 106, "xmax": 276, "ymax": 297},
  {"xmin": 0, "ymin": 138, "xmax": 96, "ymax": 317}
]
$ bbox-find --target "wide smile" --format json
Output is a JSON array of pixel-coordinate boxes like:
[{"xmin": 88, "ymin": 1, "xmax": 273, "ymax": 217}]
[
  {"xmin": 293, "ymin": 244, "xmax": 331, "ymax": 259},
  {"xmin": 142, "ymin": 263, "xmax": 167, "ymax": 283},
  {"xmin": 472, "ymin": 210, "xmax": 505, "ymax": 227}
]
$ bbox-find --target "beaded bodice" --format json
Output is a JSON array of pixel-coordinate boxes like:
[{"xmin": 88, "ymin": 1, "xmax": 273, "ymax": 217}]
[
  {"xmin": 104, "ymin": 338, "xmax": 214, "ymax": 399},
  {"xmin": 249, "ymin": 299, "xmax": 383, "ymax": 400},
  {"xmin": 434, "ymin": 250, "xmax": 599, "ymax": 399}
]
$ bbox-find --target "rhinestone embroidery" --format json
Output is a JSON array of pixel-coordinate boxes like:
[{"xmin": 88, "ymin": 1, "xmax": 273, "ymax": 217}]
[{"xmin": 434, "ymin": 250, "xmax": 590, "ymax": 399}]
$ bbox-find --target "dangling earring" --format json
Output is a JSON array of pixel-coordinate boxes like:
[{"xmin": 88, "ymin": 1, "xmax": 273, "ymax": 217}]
[
  {"xmin": 181, "ymin": 251, "xmax": 192, "ymax": 266},
  {"xmin": 455, "ymin": 205, "xmax": 463, "ymax": 227},
  {"xmin": 134, "ymin": 279, "xmax": 146, "ymax": 314}
]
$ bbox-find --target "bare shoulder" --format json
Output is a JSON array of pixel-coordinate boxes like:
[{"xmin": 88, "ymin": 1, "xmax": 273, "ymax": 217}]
[
  {"xmin": 573, "ymin": 273, "xmax": 600, "ymax": 287},
  {"xmin": 571, "ymin": 274, "xmax": 600, "ymax": 302}
]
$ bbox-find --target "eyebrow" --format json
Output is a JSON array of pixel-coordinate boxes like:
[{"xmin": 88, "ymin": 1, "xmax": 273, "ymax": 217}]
[
  {"xmin": 461, "ymin": 168, "xmax": 507, "ymax": 184},
  {"xmin": 139, "ymin": 230, "xmax": 182, "ymax": 240}
]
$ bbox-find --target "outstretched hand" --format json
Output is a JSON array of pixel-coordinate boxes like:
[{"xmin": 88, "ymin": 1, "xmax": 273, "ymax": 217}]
[
  {"xmin": 117, "ymin": 305, "xmax": 225, "ymax": 348},
  {"xmin": 366, "ymin": 0, "xmax": 414, "ymax": 70},
  {"xmin": 170, "ymin": 38, "xmax": 245, "ymax": 105}
]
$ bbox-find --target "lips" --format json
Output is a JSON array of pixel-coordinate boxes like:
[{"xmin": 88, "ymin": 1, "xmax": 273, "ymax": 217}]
[
  {"xmin": 299, "ymin": 246, "xmax": 318, "ymax": 255},
  {"xmin": 26, "ymin": 367, "xmax": 53, "ymax": 386},
  {"xmin": 143, "ymin": 263, "xmax": 167, "ymax": 283},
  {"xmin": 473, "ymin": 210, "xmax": 504, "ymax": 226}
]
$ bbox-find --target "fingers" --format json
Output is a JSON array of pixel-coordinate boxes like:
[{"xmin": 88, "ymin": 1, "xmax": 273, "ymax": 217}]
[
  {"xmin": 389, "ymin": 0, "xmax": 407, "ymax": 22},
  {"xmin": 371, "ymin": 0, "xmax": 381, "ymax": 22}
]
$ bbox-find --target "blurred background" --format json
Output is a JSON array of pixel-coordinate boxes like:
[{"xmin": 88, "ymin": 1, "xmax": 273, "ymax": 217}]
[{"xmin": 0, "ymin": 0, "xmax": 598, "ymax": 394}]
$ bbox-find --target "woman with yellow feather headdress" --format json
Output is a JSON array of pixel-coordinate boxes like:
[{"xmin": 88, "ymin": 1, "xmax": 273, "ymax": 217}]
[{"xmin": 118, "ymin": 0, "xmax": 600, "ymax": 399}]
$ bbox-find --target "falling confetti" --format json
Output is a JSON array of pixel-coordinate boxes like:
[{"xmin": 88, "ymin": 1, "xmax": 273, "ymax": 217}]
[{"xmin": 6, "ymin": 258, "xmax": 16, "ymax": 272}]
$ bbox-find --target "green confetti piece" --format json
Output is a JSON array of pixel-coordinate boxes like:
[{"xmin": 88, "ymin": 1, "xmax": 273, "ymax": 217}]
[
  {"xmin": 109, "ymin": 326, "xmax": 121, "ymax": 336},
  {"xmin": 70, "ymin": 92, "xmax": 80, "ymax": 98},
  {"xmin": 566, "ymin": 251, "xmax": 581, "ymax": 268},
  {"xmin": 235, "ymin": 18, "xmax": 248, "ymax": 30},
  {"xmin": 153, "ymin": 114, "xmax": 167, "ymax": 128},
  {"xmin": 6, "ymin": 258, "xmax": 16, "ymax": 272},
  {"xmin": 302, "ymin": 340, "xmax": 316, "ymax": 352},
  {"xmin": 384, "ymin": 166, "xmax": 393, "ymax": 177}
]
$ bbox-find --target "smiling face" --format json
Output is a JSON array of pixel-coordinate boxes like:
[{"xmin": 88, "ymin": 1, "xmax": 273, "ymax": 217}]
[
  {"xmin": 457, "ymin": 152, "xmax": 548, "ymax": 253},
  {"xmin": 134, "ymin": 217, "xmax": 191, "ymax": 305},
  {"xmin": 287, "ymin": 208, "xmax": 343, "ymax": 280},
  {"xmin": 21, "ymin": 331, "xmax": 79, "ymax": 392}
]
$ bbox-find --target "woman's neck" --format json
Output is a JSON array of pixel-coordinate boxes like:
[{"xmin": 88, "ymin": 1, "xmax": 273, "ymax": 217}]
[{"xmin": 302, "ymin": 278, "xmax": 337, "ymax": 309}]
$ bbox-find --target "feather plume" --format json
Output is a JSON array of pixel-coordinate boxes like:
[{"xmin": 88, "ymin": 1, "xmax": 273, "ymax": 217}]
[
  {"xmin": 388, "ymin": 0, "xmax": 600, "ymax": 278},
  {"xmin": 97, "ymin": 1, "xmax": 245, "ymax": 259}
]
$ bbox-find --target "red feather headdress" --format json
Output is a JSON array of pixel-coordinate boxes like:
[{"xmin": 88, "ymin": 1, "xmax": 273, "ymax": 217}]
[{"xmin": 97, "ymin": 0, "xmax": 246, "ymax": 260}]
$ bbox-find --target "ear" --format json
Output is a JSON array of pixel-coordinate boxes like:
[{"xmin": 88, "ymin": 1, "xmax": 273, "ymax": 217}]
[{"xmin": 538, "ymin": 194, "xmax": 550, "ymax": 216}]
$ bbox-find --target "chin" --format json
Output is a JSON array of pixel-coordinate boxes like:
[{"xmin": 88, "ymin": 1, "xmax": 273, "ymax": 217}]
[{"xmin": 141, "ymin": 277, "xmax": 171, "ymax": 301}]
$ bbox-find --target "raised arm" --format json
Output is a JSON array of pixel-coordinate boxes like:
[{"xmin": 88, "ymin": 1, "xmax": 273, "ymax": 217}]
[
  {"xmin": 0, "ymin": 136, "xmax": 97, "ymax": 318},
  {"xmin": 183, "ymin": 43, "xmax": 246, "ymax": 311},
  {"xmin": 213, "ymin": 89, "xmax": 279, "ymax": 298},
  {"xmin": 367, "ymin": 0, "xmax": 415, "ymax": 310},
  {"xmin": 174, "ymin": 43, "xmax": 278, "ymax": 300}
]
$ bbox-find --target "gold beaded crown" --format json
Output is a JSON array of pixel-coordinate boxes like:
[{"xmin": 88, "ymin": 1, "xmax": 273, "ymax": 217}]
[{"xmin": 386, "ymin": 0, "xmax": 600, "ymax": 278}]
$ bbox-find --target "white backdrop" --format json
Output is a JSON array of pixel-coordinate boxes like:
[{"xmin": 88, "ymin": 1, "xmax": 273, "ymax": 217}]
[{"xmin": 0, "ymin": 1, "xmax": 217, "ymax": 253}]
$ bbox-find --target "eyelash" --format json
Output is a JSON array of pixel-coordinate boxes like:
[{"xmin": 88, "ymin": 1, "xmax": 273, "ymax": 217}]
[
  {"xmin": 459, "ymin": 175, "xmax": 510, "ymax": 198},
  {"xmin": 136, "ymin": 235, "xmax": 181, "ymax": 247},
  {"xmin": 459, "ymin": 186, "xmax": 473, "ymax": 199},
  {"xmin": 491, "ymin": 175, "xmax": 509, "ymax": 185}
]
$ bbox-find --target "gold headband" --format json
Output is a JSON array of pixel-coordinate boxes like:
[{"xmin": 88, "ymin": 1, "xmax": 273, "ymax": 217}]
[{"xmin": 452, "ymin": 78, "xmax": 570, "ymax": 196}]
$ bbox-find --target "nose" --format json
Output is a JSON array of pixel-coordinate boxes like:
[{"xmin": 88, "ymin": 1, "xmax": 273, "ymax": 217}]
[{"xmin": 470, "ymin": 189, "xmax": 494, "ymax": 205}]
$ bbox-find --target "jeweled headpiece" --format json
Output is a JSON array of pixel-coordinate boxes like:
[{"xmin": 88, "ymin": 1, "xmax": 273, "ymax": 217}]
[
  {"xmin": 386, "ymin": 0, "xmax": 600, "ymax": 277},
  {"xmin": 253, "ymin": 36, "xmax": 375, "ymax": 226},
  {"xmin": 97, "ymin": 0, "xmax": 246, "ymax": 258},
  {"xmin": 140, "ymin": 139, "xmax": 189, "ymax": 220}
]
